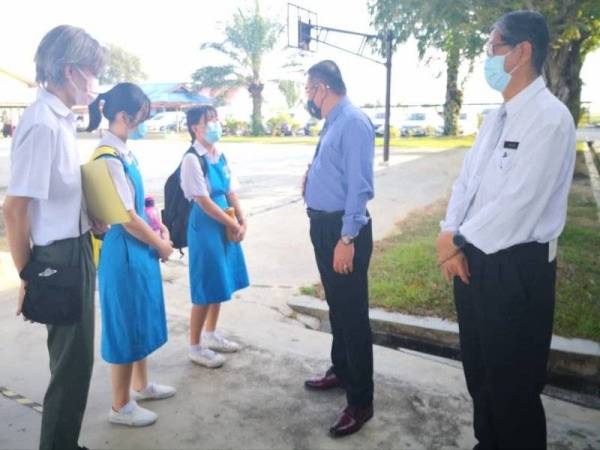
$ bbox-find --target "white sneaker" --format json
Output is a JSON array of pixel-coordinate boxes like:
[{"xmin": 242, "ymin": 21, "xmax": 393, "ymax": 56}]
[
  {"xmin": 109, "ymin": 400, "xmax": 157, "ymax": 427},
  {"xmin": 202, "ymin": 332, "xmax": 241, "ymax": 353},
  {"xmin": 131, "ymin": 382, "xmax": 176, "ymax": 402},
  {"xmin": 189, "ymin": 347, "xmax": 226, "ymax": 368}
]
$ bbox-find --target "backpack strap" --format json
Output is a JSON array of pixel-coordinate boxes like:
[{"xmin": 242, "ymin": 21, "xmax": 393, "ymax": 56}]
[{"xmin": 184, "ymin": 146, "xmax": 208, "ymax": 177}]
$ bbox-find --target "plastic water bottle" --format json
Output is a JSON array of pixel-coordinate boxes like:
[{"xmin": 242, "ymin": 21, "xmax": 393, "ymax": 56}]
[{"xmin": 144, "ymin": 195, "xmax": 162, "ymax": 237}]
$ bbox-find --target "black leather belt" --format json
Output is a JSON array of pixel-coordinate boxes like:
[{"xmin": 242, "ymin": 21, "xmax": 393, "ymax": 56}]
[{"xmin": 306, "ymin": 208, "xmax": 344, "ymax": 220}]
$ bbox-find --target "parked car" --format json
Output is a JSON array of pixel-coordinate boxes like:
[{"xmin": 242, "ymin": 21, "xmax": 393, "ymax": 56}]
[
  {"xmin": 400, "ymin": 111, "xmax": 443, "ymax": 137},
  {"xmin": 304, "ymin": 118, "xmax": 323, "ymax": 136},
  {"xmin": 458, "ymin": 112, "xmax": 478, "ymax": 135},
  {"xmin": 146, "ymin": 111, "xmax": 185, "ymax": 132}
]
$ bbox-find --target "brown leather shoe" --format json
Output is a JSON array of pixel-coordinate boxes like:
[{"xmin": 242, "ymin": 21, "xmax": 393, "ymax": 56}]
[
  {"xmin": 329, "ymin": 404, "xmax": 374, "ymax": 437},
  {"xmin": 304, "ymin": 370, "xmax": 343, "ymax": 390}
]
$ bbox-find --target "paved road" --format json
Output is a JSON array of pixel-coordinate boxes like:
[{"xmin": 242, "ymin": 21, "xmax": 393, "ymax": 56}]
[
  {"xmin": 0, "ymin": 137, "xmax": 425, "ymax": 214},
  {"xmin": 577, "ymin": 126, "xmax": 600, "ymax": 143}
]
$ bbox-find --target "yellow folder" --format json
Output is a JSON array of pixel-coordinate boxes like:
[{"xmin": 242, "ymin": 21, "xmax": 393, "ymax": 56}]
[{"xmin": 81, "ymin": 146, "xmax": 130, "ymax": 225}]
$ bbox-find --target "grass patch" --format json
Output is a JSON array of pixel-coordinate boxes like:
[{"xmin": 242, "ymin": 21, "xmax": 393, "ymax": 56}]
[
  {"xmin": 554, "ymin": 147, "xmax": 600, "ymax": 340},
  {"xmin": 222, "ymin": 134, "xmax": 475, "ymax": 149},
  {"xmin": 368, "ymin": 200, "xmax": 455, "ymax": 320},
  {"xmin": 301, "ymin": 147, "xmax": 600, "ymax": 341},
  {"xmin": 299, "ymin": 286, "xmax": 318, "ymax": 297},
  {"xmin": 130, "ymin": 132, "xmax": 475, "ymax": 149}
]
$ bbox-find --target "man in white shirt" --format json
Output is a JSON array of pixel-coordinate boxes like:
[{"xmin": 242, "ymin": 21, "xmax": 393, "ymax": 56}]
[
  {"xmin": 3, "ymin": 25, "xmax": 106, "ymax": 450},
  {"xmin": 436, "ymin": 11, "xmax": 575, "ymax": 450}
]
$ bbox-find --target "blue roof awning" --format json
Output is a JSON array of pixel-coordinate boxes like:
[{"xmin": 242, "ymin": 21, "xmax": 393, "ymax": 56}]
[{"xmin": 140, "ymin": 83, "xmax": 213, "ymax": 105}]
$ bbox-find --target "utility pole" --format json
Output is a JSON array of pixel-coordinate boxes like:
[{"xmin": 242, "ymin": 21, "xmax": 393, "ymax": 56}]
[{"xmin": 383, "ymin": 31, "xmax": 393, "ymax": 163}]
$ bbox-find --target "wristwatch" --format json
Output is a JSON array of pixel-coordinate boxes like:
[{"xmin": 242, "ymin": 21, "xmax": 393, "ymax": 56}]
[
  {"xmin": 341, "ymin": 235, "xmax": 355, "ymax": 245},
  {"xmin": 452, "ymin": 232, "xmax": 467, "ymax": 249}
]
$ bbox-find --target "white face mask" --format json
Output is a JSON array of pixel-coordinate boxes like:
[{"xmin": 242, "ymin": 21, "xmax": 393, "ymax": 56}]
[{"xmin": 70, "ymin": 68, "xmax": 99, "ymax": 105}]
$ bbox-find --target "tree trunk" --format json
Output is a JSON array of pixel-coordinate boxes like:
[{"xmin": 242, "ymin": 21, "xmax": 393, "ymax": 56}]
[
  {"xmin": 543, "ymin": 39, "xmax": 584, "ymax": 126},
  {"xmin": 248, "ymin": 81, "xmax": 264, "ymax": 136},
  {"xmin": 443, "ymin": 46, "xmax": 463, "ymax": 136}
]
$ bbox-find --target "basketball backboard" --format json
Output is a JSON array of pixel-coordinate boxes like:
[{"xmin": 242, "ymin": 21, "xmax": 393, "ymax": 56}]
[{"xmin": 287, "ymin": 3, "xmax": 318, "ymax": 52}]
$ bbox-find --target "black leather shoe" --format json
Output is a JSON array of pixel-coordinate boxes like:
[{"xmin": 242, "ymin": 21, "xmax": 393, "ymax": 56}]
[
  {"xmin": 304, "ymin": 369, "xmax": 343, "ymax": 390},
  {"xmin": 329, "ymin": 404, "xmax": 374, "ymax": 437}
]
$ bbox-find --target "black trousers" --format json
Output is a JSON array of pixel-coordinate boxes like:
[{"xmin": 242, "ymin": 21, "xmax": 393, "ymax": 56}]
[
  {"xmin": 454, "ymin": 242, "xmax": 556, "ymax": 450},
  {"xmin": 35, "ymin": 234, "xmax": 96, "ymax": 450},
  {"xmin": 309, "ymin": 210, "xmax": 374, "ymax": 407}
]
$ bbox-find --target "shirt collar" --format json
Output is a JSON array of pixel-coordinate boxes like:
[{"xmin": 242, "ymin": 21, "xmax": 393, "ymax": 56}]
[
  {"xmin": 504, "ymin": 76, "xmax": 546, "ymax": 118},
  {"xmin": 324, "ymin": 96, "xmax": 351, "ymax": 126},
  {"xmin": 37, "ymin": 88, "xmax": 74, "ymax": 120},
  {"xmin": 100, "ymin": 131, "xmax": 133, "ymax": 161},
  {"xmin": 193, "ymin": 140, "xmax": 221, "ymax": 157}
]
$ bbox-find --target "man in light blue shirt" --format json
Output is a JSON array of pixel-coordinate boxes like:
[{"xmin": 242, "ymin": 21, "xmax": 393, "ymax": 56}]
[{"xmin": 302, "ymin": 60, "xmax": 375, "ymax": 438}]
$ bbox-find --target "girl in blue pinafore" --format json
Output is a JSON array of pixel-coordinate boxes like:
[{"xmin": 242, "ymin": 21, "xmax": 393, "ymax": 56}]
[
  {"xmin": 87, "ymin": 83, "xmax": 176, "ymax": 428},
  {"xmin": 180, "ymin": 106, "xmax": 249, "ymax": 368}
]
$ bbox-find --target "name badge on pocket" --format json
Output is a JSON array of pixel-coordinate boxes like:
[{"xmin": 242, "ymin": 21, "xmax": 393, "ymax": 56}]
[{"xmin": 503, "ymin": 141, "xmax": 519, "ymax": 149}]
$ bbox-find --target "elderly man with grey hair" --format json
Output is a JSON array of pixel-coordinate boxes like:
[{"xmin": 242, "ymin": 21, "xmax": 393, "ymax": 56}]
[
  {"xmin": 3, "ymin": 25, "xmax": 106, "ymax": 450},
  {"xmin": 436, "ymin": 10, "xmax": 575, "ymax": 450}
]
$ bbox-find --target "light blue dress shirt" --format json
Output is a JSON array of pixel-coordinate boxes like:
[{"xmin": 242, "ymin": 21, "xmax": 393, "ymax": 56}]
[{"xmin": 305, "ymin": 97, "xmax": 375, "ymax": 237}]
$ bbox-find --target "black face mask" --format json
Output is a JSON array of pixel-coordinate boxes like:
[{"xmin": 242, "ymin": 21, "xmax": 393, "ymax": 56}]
[{"xmin": 306, "ymin": 99, "xmax": 322, "ymax": 120}]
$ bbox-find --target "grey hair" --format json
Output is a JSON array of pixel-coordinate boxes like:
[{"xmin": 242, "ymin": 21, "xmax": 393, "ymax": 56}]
[{"xmin": 34, "ymin": 25, "xmax": 107, "ymax": 86}]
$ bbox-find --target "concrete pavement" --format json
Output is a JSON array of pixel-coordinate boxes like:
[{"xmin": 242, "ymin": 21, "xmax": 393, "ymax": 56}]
[{"xmin": 1, "ymin": 147, "xmax": 599, "ymax": 449}]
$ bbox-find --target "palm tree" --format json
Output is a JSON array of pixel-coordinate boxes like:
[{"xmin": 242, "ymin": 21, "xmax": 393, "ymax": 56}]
[{"xmin": 192, "ymin": 1, "xmax": 282, "ymax": 135}]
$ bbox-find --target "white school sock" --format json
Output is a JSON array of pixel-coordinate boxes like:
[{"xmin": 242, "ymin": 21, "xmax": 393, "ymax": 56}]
[
  {"xmin": 201, "ymin": 331, "xmax": 215, "ymax": 339},
  {"xmin": 118, "ymin": 399, "xmax": 136, "ymax": 414}
]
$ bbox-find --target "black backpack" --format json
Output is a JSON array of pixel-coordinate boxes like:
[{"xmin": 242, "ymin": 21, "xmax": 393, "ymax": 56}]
[{"xmin": 161, "ymin": 147, "xmax": 207, "ymax": 252}]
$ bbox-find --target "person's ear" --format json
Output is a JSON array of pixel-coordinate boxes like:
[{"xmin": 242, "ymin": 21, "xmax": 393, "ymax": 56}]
[
  {"xmin": 517, "ymin": 41, "xmax": 533, "ymax": 68},
  {"xmin": 116, "ymin": 111, "xmax": 129, "ymax": 126},
  {"xmin": 63, "ymin": 65, "xmax": 76, "ymax": 84}
]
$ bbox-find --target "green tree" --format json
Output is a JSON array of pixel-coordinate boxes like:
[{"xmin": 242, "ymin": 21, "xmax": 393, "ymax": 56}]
[
  {"xmin": 371, "ymin": 0, "xmax": 600, "ymax": 128},
  {"xmin": 277, "ymin": 80, "xmax": 302, "ymax": 109},
  {"xmin": 490, "ymin": 0, "xmax": 600, "ymax": 125},
  {"xmin": 370, "ymin": 0, "xmax": 488, "ymax": 135},
  {"xmin": 99, "ymin": 44, "xmax": 147, "ymax": 85},
  {"xmin": 192, "ymin": 2, "xmax": 283, "ymax": 135}
]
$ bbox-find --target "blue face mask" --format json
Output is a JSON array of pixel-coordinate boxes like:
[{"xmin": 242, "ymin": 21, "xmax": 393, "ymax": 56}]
[
  {"xmin": 204, "ymin": 121, "xmax": 222, "ymax": 144},
  {"xmin": 128, "ymin": 122, "xmax": 147, "ymax": 140},
  {"xmin": 484, "ymin": 52, "xmax": 518, "ymax": 93}
]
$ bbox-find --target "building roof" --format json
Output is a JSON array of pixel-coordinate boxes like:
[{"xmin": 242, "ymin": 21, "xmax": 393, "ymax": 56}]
[
  {"xmin": 0, "ymin": 68, "xmax": 36, "ymax": 107},
  {"xmin": 140, "ymin": 83, "xmax": 213, "ymax": 105},
  {"xmin": 0, "ymin": 68, "xmax": 36, "ymax": 88}
]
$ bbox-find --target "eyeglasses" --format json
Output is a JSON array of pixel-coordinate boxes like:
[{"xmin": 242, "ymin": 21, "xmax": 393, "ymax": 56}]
[{"xmin": 486, "ymin": 41, "xmax": 512, "ymax": 57}]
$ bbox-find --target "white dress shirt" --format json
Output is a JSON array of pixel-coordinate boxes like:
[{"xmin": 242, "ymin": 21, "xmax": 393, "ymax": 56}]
[
  {"xmin": 97, "ymin": 131, "xmax": 136, "ymax": 211},
  {"xmin": 7, "ymin": 89, "xmax": 91, "ymax": 246},
  {"xmin": 441, "ymin": 77, "xmax": 576, "ymax": 255},
  {"xmin": 180, "ymin": 140, "xmax": 239, "ymax": 200}
]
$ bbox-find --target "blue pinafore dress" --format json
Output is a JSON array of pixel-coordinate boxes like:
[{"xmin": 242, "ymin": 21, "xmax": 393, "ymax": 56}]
[
  {"xmin": 187, "ymin": 154, "xmax": 249, "ymax": 304},
  {"xmin": 98, "ymin": 154, "xmax": 167, "ymax": 364}
]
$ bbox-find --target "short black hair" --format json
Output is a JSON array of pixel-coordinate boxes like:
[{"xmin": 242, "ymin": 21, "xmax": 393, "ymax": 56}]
[
  {"xmin": 186, "ymin": 105, "xmax": 217, "ymax": 143},
  {"xmin": 493, "ymin": 10, "xmax": 549, "ymax": 74},
  {"xmin": 307, "ymin": 60, "xmax": 347, "ymax": 96}
]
